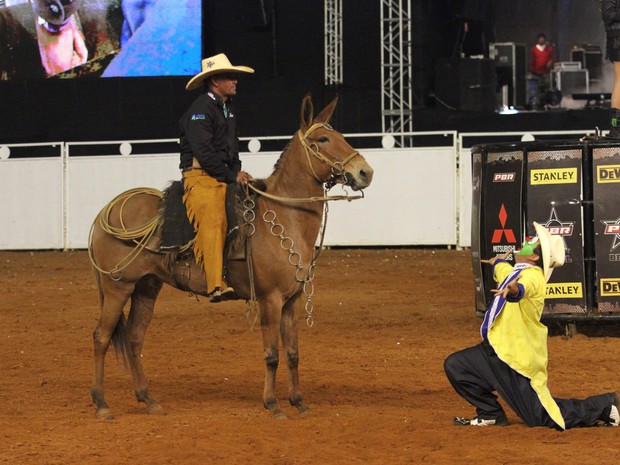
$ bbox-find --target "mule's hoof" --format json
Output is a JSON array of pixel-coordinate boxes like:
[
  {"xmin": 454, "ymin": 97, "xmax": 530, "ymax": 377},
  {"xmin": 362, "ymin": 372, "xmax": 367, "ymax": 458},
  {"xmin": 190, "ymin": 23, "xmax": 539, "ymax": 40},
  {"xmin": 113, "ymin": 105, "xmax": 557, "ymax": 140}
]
[
  {"xmin": 272, "ymin": 409, "xmax": 288, "ymax": 420},
  {"xmin": 146, "ymin": 403, "xmax": 165, "ymax": 415},
  {"xmin": 95, "ymin": 408, "xmax": 113, "ymax": 420},
  {"xmin": 297, "ymin": 404, "xmax": 311, "ymax": 415}
]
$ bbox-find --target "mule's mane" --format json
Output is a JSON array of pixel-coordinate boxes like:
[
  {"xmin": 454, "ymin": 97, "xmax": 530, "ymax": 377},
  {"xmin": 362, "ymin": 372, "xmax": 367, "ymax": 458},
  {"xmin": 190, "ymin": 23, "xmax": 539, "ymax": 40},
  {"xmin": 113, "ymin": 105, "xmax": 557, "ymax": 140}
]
[{"xmin": 271, "ymin": 139, "xmax": 293, "ymax": 175}]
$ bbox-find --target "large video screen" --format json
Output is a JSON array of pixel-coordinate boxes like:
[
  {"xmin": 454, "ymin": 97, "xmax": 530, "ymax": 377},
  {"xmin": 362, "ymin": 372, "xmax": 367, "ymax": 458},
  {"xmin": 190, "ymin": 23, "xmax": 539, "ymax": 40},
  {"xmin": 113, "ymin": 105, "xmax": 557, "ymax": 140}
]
[{"xmin": 0, "ymin": 0, "xmax": 201, "ymax": 79}]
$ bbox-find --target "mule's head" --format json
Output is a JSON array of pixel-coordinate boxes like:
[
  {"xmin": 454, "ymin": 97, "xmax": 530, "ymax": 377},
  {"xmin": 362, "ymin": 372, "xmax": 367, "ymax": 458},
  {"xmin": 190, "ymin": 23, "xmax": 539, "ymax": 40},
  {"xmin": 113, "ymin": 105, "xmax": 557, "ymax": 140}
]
[{"xmin": 298, "ymin": 94, "xmax": 373, "ymax": 191}]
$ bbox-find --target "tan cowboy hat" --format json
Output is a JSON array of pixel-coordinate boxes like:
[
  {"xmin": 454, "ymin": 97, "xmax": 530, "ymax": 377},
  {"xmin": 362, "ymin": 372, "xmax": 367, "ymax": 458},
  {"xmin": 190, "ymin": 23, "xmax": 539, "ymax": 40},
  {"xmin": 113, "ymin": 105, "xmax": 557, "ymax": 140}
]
[
  {"xmin": 186, "ymin": 53, "xmax": 254, "ymax": 91},
  {"xmin": 533, "ymin": 221, "xmax": 565, "ymax": 282}
]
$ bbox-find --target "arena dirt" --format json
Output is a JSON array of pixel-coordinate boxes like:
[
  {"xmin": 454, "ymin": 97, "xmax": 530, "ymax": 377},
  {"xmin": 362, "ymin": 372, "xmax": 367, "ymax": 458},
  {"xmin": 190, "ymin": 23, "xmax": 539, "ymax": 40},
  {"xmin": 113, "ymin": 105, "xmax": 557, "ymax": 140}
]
[{"xmin": 1, "ymin": 248, "xmax": 619, "ymax": 464}]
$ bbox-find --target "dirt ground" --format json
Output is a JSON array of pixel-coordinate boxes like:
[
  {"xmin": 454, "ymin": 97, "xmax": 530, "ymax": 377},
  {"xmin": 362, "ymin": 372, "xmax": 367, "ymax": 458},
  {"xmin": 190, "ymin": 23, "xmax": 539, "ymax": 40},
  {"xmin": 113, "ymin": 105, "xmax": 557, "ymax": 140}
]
[{"xmin": 1, "ymin": 248, "xmax": 620, "ymax": 465}]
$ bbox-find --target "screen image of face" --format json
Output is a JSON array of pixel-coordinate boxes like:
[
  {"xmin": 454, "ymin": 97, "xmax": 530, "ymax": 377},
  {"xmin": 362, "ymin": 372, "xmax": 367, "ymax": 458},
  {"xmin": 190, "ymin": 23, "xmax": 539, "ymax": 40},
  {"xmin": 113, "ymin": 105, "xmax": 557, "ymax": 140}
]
[{"xmin": 0, "ymin": 0, "xmax": 201, "ymax": 80}]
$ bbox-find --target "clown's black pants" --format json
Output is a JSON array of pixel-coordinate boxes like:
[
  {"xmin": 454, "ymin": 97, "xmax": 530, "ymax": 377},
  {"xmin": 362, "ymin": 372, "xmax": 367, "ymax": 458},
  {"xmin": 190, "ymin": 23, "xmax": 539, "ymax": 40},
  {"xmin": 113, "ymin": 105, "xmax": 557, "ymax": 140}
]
[{"xmin": 444, "ymin": 341, "xmax": 614, "ymax": 429}]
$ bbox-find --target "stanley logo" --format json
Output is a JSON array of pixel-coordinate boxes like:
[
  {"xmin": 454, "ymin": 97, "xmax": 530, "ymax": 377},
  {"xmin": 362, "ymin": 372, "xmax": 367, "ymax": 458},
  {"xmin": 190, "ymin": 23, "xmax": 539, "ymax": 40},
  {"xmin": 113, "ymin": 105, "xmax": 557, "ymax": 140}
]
[
  {"xmin": 545, "ymin": 282, "xmax": 583, "ymax": 298},
  {"xmin": 600, "ymin": 278, "xmax": 620, "ymax": 296},
  {"xmin": 530, "ymin": 168, "xmax": 577, "ymax": 185},
  {"xmin": 597, "ymin": 165, "xmax": 620, "ymax": 183}
]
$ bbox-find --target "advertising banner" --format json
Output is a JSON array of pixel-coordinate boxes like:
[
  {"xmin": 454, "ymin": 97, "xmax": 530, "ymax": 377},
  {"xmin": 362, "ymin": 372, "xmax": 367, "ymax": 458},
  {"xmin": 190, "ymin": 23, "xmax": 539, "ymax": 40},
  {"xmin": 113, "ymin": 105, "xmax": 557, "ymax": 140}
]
[
  {"xmin": 478, "ymin": 149, "xmax": 524, "ymax": 310},
  {"xmin": 526, "ymin": 148, "xmax": 587, "ymax": 314},
  {"xmin": 592, "ymin": 146, "xmax": 620, "ymax": 313}
]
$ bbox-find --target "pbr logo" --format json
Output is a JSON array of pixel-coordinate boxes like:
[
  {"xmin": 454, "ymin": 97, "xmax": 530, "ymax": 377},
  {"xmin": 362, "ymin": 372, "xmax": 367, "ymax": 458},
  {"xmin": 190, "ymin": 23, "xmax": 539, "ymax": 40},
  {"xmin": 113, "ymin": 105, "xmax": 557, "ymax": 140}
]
[
  {"xmin": 493, "ymin": 172, "xmax": 516, "ymax": 182},
  {"xmin": 597, "ymin": 165, "xmax": 620, "ymax": 183},
  {"xmin": 600, "ymin": 278, "xmax": 620, "ymax": 296},
  {"xmin": 530, "ymin": 168, "xmax": 577, "ymax": 185},
  {"xmin": 602, "ymin": 217, "xmax": 620, "ymax": 254},
  {"xmin": 541, "ymin": 204, "xmax": 574, "ymax": 237}
]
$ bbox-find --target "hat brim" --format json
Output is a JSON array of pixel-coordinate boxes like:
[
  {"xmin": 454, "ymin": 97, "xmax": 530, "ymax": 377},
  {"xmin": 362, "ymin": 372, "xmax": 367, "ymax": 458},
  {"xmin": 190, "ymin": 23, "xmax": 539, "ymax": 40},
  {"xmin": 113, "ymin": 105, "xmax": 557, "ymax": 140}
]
[
  {"xmin": 186, "ymin": 66, "xmax": 254, "ymax": 91},
  {"xmin": 533, "ymin": 221, "xmax": 565, "ymax": 282}
]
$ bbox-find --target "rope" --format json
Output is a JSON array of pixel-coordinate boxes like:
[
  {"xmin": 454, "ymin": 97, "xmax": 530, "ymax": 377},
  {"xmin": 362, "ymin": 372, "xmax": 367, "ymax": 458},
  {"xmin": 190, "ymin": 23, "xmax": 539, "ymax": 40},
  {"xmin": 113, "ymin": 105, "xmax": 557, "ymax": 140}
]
[{"xmin": 88, "ymin": 188, "xmax": 163, "ymax": 279}]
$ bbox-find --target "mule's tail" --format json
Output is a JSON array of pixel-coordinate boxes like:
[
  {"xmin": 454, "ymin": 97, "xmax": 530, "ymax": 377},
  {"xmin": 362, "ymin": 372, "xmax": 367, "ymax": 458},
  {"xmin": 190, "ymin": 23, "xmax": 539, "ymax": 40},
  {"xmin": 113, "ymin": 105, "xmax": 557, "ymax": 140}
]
[
  {"xmin": 110, "ymin": 312, "xmax": 132, "ymax": 370},
  {"xmin": 93, "ymin": 267, "xmax": 133, "ymax": 370}
]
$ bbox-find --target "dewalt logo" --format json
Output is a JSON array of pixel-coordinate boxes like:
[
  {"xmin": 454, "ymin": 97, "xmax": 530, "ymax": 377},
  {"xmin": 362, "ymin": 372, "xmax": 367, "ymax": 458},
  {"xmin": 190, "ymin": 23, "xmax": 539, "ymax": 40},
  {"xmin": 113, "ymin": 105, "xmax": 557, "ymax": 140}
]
[
  {"xmin": 545, "ymin": 282, "xmax": 583, "ymax": 298},
  {"xmin": 597, "ymin": 165, "xmax": 620, "ymax": 183},
  {"xmin": 600, "ymin": 278, "xmax": 620, "ymax": 296},
  {"xmin": 530, "ymin": 168, "xmax": 577, "ymax": 185}
]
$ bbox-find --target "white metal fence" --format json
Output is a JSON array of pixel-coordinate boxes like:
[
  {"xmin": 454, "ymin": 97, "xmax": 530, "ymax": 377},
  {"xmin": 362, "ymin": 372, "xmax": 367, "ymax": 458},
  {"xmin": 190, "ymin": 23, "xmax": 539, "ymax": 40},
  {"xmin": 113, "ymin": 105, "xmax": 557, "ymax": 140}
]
[{"xmin": 0, "ymin": 129, "xmax": 596, "ymax": 250}]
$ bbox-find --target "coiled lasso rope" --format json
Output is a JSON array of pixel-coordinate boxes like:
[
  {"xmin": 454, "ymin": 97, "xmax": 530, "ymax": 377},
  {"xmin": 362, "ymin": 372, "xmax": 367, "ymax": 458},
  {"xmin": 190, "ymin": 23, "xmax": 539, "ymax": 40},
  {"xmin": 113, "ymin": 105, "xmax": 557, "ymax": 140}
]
[{"xmin": 88, "ymin": 187, "xmax": 163, "ymax": 280}]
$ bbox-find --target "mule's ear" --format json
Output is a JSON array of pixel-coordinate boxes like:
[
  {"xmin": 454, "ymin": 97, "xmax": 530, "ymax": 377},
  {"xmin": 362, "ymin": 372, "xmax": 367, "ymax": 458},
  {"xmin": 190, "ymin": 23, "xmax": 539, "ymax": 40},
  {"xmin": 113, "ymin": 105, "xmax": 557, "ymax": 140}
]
[
  {"xmin": 300, "ymin": 93, "xmax": 314, "ymax": 132},
  {"xmin": 315, "ymin": 94, "xmax": 339, "ymax": 124}
]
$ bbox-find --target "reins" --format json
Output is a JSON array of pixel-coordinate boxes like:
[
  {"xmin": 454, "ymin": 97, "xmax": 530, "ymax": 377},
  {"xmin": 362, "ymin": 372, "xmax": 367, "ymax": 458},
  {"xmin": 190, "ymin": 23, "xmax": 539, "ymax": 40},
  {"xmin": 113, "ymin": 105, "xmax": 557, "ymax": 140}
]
[
  {"xmin": 242, "ymin": 185, "xmax": 329, "ymax": 328},
  {"xmin": 246, "ymin": 182, "xmax": 363, "ymax": 203}
]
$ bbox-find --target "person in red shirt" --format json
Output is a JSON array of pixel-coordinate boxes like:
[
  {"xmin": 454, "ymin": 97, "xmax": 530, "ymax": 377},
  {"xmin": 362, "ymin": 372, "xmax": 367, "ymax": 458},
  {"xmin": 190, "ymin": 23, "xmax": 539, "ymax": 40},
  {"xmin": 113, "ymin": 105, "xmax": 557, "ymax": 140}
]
[{"xmin": 529, "ymin": 33, "xmax": 557, "ymax": 109}]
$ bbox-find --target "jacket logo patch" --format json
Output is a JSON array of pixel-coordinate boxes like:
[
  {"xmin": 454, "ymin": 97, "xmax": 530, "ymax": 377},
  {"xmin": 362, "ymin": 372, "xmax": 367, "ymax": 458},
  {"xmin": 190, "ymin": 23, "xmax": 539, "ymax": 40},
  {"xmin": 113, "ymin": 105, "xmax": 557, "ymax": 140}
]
[{"xmin": 191, "ymin": 114, "xmax": 206, "ymax": 120}]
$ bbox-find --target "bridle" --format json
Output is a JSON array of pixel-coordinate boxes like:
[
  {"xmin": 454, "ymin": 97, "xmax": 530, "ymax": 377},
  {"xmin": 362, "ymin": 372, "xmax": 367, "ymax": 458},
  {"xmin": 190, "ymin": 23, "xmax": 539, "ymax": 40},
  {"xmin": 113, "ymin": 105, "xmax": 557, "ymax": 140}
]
[
  {"xmin": 246, "ymin": 122, "xmax": 365, "ymax": 203},
  {"xmin": 298, "ymin": 122, "xmax": 361, "ymax": 189}
]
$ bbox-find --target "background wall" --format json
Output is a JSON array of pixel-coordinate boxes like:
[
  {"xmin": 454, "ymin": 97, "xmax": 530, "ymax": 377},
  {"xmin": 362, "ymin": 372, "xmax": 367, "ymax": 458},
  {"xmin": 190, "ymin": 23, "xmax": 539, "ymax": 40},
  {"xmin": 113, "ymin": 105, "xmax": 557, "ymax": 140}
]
[
  {"xmin": 414, "ymin": 0, "xmax": 607, "ymax": 107},
  {"xmin": 0, "ymin": 0, "xmax": 607, "ymax": 145}
]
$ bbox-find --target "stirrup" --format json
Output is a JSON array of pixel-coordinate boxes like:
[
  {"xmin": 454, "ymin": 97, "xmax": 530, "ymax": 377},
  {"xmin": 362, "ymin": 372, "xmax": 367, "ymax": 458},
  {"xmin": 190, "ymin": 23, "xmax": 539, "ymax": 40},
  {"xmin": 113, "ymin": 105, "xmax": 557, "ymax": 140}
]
[{"xmin": 209, "ymin": 286, "xmax": 236, "ymax": 303}]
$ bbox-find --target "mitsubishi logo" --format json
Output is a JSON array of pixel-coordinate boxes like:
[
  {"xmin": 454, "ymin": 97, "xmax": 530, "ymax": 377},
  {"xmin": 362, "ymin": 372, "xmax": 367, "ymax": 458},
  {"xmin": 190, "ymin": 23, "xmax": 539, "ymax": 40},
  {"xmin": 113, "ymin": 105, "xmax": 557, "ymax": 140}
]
[{"xmin": 491, "ymin": 204, "xmax": 516, "ymax": 243}]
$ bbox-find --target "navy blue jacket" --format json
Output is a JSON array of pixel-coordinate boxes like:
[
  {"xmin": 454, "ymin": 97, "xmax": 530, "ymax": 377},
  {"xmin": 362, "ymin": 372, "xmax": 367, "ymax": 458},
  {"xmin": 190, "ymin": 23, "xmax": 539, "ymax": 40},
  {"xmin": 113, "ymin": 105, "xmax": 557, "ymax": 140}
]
[{"xmin": 179, "ymin": 90, "xmax": 241, "ymax": 183}]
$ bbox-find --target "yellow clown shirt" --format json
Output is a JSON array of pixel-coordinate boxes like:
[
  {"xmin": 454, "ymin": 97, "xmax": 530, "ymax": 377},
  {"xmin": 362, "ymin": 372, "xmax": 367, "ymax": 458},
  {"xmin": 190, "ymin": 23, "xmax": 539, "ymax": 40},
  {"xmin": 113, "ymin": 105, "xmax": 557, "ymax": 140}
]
[{"xmin": 486, "ymin": 261, "xmax": 565, "ymax": 430}]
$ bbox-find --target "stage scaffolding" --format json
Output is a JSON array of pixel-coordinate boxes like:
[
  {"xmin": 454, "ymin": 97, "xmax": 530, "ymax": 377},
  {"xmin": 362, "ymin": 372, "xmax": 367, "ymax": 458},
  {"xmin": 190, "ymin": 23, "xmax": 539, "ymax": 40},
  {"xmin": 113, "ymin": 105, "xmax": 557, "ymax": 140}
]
[
  {"xmin": 380, "ymin": 0, "xmax": 413, "ymax": 146},
  {"xmin": 324, "ymin": 0, "xmax": 343, "ymax": 85}
]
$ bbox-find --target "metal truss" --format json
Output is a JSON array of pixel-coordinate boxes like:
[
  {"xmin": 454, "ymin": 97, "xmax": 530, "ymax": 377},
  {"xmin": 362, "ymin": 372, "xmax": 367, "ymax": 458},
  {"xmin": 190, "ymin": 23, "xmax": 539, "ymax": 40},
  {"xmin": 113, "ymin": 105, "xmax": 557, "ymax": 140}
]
[
  {"xmin": 380, "ymin": 0, "xmax": 413, "ymax": 145},
  {"xmin": 324, "ymin": 0, "xmax": 343, "ymax": 85}
]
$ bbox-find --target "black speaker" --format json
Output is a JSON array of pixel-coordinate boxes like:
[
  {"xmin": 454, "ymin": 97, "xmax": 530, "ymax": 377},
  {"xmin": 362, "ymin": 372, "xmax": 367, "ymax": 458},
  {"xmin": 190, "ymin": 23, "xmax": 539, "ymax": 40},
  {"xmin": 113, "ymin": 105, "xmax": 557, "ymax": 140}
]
[
  {"xmin": 434, "ymin": 57, "xmax": 496, "ymax": 111},
  {"xmin": 490, "ymin": 42, "xmax": 526, "ymax": 108}
]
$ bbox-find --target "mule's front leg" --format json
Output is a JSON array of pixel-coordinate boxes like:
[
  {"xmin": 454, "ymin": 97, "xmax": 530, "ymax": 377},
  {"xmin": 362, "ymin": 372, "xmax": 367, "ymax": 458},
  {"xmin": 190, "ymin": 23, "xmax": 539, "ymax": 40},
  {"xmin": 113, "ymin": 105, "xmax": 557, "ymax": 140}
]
[
  {"xmin": 260, "ymin": 296, "xmax": 286, "ymax": 419},
  {"xmin": 281, "ymin": 296, "xmax": 309, "ymax": 414}
]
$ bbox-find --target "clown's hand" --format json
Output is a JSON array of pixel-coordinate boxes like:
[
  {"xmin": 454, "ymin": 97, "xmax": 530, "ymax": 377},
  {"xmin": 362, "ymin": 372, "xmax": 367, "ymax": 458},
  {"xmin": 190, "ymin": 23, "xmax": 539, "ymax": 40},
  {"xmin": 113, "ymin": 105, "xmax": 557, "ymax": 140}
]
[
  {"xmin": 481, "ymin": 251, "xmax": 511, "ymax": 266},
  {"xmin": 491, "ymin": 276, "xmax": 520, "ymax": 299}
]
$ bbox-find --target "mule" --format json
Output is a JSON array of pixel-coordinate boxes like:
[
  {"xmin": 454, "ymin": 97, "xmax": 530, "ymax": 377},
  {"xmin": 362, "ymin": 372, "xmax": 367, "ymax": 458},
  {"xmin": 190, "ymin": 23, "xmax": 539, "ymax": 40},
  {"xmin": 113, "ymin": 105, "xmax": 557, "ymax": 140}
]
[{"xmin": 89, "ymin": 95, "xmax": 374, "ymax": 419}]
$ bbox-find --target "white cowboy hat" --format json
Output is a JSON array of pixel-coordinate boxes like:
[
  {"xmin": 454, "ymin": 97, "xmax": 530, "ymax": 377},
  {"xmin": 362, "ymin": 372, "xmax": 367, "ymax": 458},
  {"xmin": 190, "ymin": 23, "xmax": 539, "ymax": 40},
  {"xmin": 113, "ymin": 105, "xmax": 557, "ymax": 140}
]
[
  {"xmin": 186, "ymin": 53, "xmax": 254, "ymax": 91},
  {"xmin": 533, "ymin": 221, "xmax": 565, "ymax": 282}
]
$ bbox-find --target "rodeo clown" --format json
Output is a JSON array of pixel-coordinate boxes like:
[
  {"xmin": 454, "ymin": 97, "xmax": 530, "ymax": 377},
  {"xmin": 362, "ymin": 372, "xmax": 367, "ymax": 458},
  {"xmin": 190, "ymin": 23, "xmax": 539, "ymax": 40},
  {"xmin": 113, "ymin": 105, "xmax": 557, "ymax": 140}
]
[{"xmin": 445, "ymin": 222, "xmax": 619, "ymax": 429}]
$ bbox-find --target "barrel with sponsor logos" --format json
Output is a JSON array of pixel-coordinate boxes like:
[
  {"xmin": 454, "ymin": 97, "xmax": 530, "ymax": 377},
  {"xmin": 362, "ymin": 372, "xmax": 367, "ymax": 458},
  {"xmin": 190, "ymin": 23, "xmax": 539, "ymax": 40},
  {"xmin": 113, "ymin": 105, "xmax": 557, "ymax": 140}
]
[
  {"xmin": 471, "ymin": 145, "xmax": 524, "ymax": 315},
  {"xmin": 472, "ymin": 138, "xmax": 620, "ymax": 319},
  {"xmin": 592, "ymin": 145, "xmax": 620, "ymax": 313}
]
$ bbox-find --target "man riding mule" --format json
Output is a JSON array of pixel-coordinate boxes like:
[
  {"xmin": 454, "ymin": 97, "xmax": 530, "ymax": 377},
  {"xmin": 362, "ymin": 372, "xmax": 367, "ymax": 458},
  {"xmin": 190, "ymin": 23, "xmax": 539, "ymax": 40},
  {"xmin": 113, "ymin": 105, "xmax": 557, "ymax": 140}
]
[
  {"xmin": 88, "ymin": 90, "xmax": 373, "ymax": 420},
  {"xmin": 180, "ymin": 53, "xmax": 254, "ymax": 302}
]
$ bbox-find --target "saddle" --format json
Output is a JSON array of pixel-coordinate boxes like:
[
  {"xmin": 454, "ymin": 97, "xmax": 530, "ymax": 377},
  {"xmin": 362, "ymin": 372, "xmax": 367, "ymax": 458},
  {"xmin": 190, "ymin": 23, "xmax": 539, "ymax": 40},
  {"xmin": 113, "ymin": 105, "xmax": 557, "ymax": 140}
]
[{"xmin": 158, "ymin": 180, "xmax": 262, "ymax": 260}]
